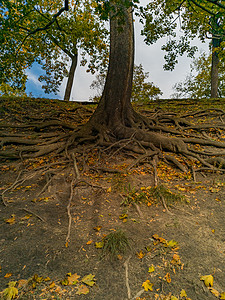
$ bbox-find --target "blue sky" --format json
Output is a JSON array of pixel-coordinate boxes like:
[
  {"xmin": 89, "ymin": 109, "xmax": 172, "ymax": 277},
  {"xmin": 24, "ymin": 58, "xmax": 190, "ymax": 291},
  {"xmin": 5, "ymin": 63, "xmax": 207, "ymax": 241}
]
[{"xmin": 25, "ymin": 19, "xmax": 210, "ymax": 101}]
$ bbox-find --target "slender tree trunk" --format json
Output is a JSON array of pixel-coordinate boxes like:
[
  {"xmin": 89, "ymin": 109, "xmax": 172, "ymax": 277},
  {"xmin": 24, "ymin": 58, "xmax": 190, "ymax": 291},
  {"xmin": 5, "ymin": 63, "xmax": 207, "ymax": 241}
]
[
  {"xmin": 211, "ymin": 37, "xmax": 220, "ymax": 98},
  {"xmin": 90, "ymin": 4, "xmax": 134, "ymax": 129},
  {"xmin": 64, "ymin": 53, "xmax": 78, "ymax": 101}
]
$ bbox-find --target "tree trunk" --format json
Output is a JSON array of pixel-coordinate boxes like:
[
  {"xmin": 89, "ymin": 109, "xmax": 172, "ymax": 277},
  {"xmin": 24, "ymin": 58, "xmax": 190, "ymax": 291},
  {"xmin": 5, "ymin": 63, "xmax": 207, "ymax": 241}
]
[
  {"xmin": 90, "ymin": 4, "xmax": 134, "ymax": 129},
  {"xmin": 211, "ymin": 37, "xmax": 220, "ymax": 98},
  {"xmin": 64, "ymin": 53, "xmax": 78, "ymax": 101}
]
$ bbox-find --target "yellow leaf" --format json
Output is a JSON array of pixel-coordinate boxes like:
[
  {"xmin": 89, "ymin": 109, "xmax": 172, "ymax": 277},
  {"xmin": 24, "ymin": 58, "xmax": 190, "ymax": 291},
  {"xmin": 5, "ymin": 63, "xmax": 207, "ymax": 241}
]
[
  {"xmin": 4, "ymin": 273, "xmax": 12, "ymax": 278},
  {"xmin": 95, "ymin": 241, "xmax": 104, "ymax": 248},
  {"xmin": 209, "ymin": 287, "xmax": 220, "ymax": 297},
  {"xmin": 200, "ymin": 274, "xmax": 213, "ymax": 287},
  {"xmin": 93, "ymin": 226, "xmax": 102, "ymax": 232},
  {"xmin": 220, "ymin": 292, "xmax": 225, "ymax": 299},
  {"xmin": 86, "ymin": 240, "xmax": 93, "ymax": 245},
  {"xmin": 107, "ymin": 187, "xmax": 112, "ymax": 192},
  {"xmin": 3, "ymin": 282, "xmax": 18, "ymax": 300},
  {"xmin": 180, "ymin": 289, "xmax": 187, "ymax": 297},
  {"xmin": 49, "ymin": 281, "xmax": 55, "ymax": 289},
  {"xmin": 164, "ymin": 273, "xmax": 171, "ymax": 283},
  {"xmin": 81, "ymin": 274, "xmax": 95, "ymax": 286},
  {"xmin": 171, "ymin": 297, "xmax": 178, "ymax": 300},
  {"xmin": 20, "ymin": 214, "xmax": 32, "ymax": 221},
  {"xmin": 76, "ymin": 284, "xmax": 89, "ymax": 295},
  {"xmin": 142, "ymin": 280, "xmax": 153, "ymax": 291},
  {"xmin": 148, "ymin": 265, "xmax": 155, "ymax": 273},
  {"xmin": 166, "ymin": 240, "xmax": 178, "ymax": 248},
  {"xmin": 119, "ymin": 214, "xmax": 128, "ymax": 220},
  {"xmin": 5, "ymin": 215, "xmax": 16, "ymax": 225},
  {"xmin": 67, "ymin": 273, "xmax": 80, "ymax": 285},
  {"xmin": 136, "ymin": 251, "xmax": 145, "ymax": 259}
]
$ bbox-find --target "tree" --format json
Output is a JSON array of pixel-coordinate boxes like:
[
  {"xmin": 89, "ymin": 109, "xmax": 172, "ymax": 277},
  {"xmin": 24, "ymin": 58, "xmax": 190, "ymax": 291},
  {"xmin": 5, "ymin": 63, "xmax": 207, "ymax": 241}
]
[
  {"xmin": 0, "ymin": 0, "xmax": 109, "ymax": 100},
  {"xmin": 141, "ymin": 0, "xmax": 225, "ymax": 98},
  {"xmin": 1, "ymin": 0, "xmax": 225, "ymax": 176},
  {"xmin": 172, "ymin": 51, "xmax": 225, "ymax": 98},
  {"xmin": 90, "ymin": 64, "xmax": 162, "ymax": 102}
]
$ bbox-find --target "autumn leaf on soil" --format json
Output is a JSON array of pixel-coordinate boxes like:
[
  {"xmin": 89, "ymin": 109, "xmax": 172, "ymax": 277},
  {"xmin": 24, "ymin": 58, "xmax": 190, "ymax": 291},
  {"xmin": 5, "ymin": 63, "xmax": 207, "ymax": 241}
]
[
  {"xmin": 81, "ymin": 274, "xmax": 96, "ymax": 286},
  {"xmin": 166, "ymin": 240, "xmax": 178, "ymax": 248},
  {"xmin": 5, "ymin": 215, "xmax": 16, "ymax": 225},
  {"xmin": 20, "ymin": 214, "xmax": 32, "ymax": 221},
  {"xmin": 148, "ymin": 265, "xmax": 155, "ymax": 273},
  {"xmin": 86, "ymin": 240, "xmax": 93, "ymax": 245},
  {"xmin": 107, "ymin": 187, "xmax": 112, "ymax": 192},
  {"xmin": 170, "ymin": 297, "xmax": 178, "ymax": 300},
  {"xmin": 200, "ymin": 274, "xmax": 213, "ymax": 287},
  {"xmin": 119, "ymin": 213, "xmax": 128, "ymax": 220},
  {"xmin": 17, "ymin": 279, "xmax": 28, "ymax": 289},
  {"xmin": 3, "ymin": 281, "xmax": 18, "ymax": 300},
  {"xmin": 209, "ymin": 287, "xmax": 220, "ymax": 297},
  {"xmin": 66, "ymin": 273, "xmax": 80, "ymax": 285},
  {"xmin": 142, "ymin": 280, "xmax": 153, "ymax": 291},
  {"xmin": 49, "ymin": 281, "xmax": 55, "ymax": 289},
  {"xmin": 76, "ymin": 284, "xmax": 89, "ymax": 295},
  {"xmin": 95, "ymin": 241, "xmax": 104, "ymax": 248},
  {"xmin": 136, "ymin": 250, "xmax": 145, "ymax": 259},
  {"xmin": 93, "ymin": 226, "xmax": 102, "ymax": 232},
  {"xmin": 220, "ymin": 292, "xmax": 225, "ymax": 299},
  {"xmin": 164, "ymin": 273, "xmax": 171, "ymax": 283},
  {"xmin": 180, "ymin": 289, "xmax": 187, "ymax": 298},
  {"xmin": 171, "ymin": 253, "xmax": 181, "ymax": 265}
]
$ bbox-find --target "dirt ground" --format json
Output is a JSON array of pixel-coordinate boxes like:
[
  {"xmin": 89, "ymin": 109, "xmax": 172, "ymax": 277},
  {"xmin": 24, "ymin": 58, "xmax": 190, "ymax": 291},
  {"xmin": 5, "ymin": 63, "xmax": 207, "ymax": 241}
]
[{"xmin": 0, "ymin": 98, "xmax": 225, "ymax": 300}]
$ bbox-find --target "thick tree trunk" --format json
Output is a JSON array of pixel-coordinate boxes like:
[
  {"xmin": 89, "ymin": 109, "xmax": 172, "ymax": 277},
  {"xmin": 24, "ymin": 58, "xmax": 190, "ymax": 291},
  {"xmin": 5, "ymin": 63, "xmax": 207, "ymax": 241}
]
[
  {"xmin": 90, "ymin": 4, "xmax": 134, "ymax": 129},
  {"xmin": 64, "ymin": 53, "xmax": 78, "ymax": 101}
]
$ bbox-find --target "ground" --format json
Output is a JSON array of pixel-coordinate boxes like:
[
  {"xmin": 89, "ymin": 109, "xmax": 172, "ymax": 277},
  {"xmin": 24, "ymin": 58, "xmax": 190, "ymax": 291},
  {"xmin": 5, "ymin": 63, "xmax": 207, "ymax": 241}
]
[{"xmin": 0, "ymin": 97, "xmax": 225, "ymax": 300}]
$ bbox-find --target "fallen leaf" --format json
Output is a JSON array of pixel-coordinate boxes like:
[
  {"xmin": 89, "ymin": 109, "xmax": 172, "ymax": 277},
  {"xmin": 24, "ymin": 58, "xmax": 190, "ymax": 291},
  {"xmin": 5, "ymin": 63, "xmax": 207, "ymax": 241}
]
[
  {"xmin": 49, "ymin": 281, "xmax": 55, "ymax": 289},
  {"xmin": 86, "ymin": 240, "xmax": 93, "ymax": 245},
  {"xmin": 4, "ymin": 273, "xmax": 12, "ymax": 278},
  {"xmin": 166, "ymin": 240, "xmax": 178, "ymax": 248},
  {"xmin": 136, "ymin": 251, "xmax": 145, "ymax": 259},
  {"xmin": 67, "ymin": 273, "xmax": 80, "ymax": 285},
  {"xmin": 148, "ymin": 265, "xmax": 155, "ymax": 273},
  {"xmin": 171, "ymin": 297, "xmax": 178, "ymax": 300},
  {"xmin": 81, "ymin": 274, "xmax": 95, "ymax": 286},
  {"xmin": 220, "ymin": 292, "xmax": 225, "ymax": 299},
  {"xmin": 200, "ymin": 274, "xmax": 213, "ymax": 287},
  {"xmin": 209, "ymin": 287, "xmax": 220, "ymax": 297},
  {"xmin": 17, "ymin": 279, "xmax": 28, "ymax": 289},
  {"xmin": 95, "ymin": 241, "xmax": 104, "ymax": 248},
  {"xmin": 119, "ymin": 214, "xmax": 128, "ymax": 220},
  {"xmin": 3, "ymin": 282, "xmax": 18, "ymax": 300},
  {"xmin": 5, "ymin": 215, "xmax": 16, "ymax": 225},
  {"xmin": 107, "ymin": 187, "xmax": 112, "ymax": 192},
  {"xmin": 164, "ymin": 273, "xmax": 171, "ymax": 283},
  {"xmin": 20, "ymin": 214, "xmax": 32, "ymax": 221},
  {"xmin": 76, "ymin": 284, "xmax": 89, "ymax": 295},
  {"xmin": 142, "ymin": 280, "xmax": 153, "ymax": 291},
  {"xmin": 180, "ymin": 289, "xmax": 187, "ymax": 298},
  {"xmin": 93, "ymin": 226, "xmax": 102, "ymax": 232}
]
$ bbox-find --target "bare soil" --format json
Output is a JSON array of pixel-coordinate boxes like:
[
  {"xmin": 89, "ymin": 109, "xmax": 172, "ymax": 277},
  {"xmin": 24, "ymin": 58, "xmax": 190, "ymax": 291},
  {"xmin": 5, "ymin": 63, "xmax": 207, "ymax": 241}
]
[{"xmin": 0, "ymin": 98, "xmax": 225, "ymax": 300}]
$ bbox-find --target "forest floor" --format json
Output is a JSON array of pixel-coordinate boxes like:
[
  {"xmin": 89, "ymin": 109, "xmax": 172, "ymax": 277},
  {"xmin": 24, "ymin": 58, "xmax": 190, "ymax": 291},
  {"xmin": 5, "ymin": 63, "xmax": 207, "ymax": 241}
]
[{"xmin": 0, "ymin": 97, "xmax": 225, "ymax": 300}]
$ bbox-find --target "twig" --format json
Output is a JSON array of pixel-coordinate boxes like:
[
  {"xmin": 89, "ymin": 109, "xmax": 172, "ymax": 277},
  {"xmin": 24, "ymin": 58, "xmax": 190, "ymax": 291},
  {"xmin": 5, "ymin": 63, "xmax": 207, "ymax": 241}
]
[
  {"xmin": 65, "ymin": 179, "xmax": 75, "ymax": 247},
  {"xmin": 37, "ymin": 175, "xmax": 54, "ymax": 198},
  {"xmin": 1, "ymin": 170, "xmax": 23, "ymax": 206},
  {"xmin": 20, "ymin": 208, "xmax": 45, "ymax": 222},
  {"xmin": 133, "ymin": 203, "xmax": 143, "ymax": 219},
  {"xmin": 124, "ymin": 255, "xmax": 132, "ymax": 299},
  {"xmin": 131, "ymin": 289, "xmax": 145, "ymax": 300},
  {"xmin": 161, "ymin": 196, "xmax": 174, "ymax": 215}
]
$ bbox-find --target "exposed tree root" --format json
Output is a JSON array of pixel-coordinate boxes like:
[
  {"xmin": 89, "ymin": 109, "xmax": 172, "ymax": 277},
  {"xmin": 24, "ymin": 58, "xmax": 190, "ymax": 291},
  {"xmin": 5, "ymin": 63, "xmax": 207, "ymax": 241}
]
[{"xmin": 1, "ymin": 102, "xmax": 225, "ymax": 195}]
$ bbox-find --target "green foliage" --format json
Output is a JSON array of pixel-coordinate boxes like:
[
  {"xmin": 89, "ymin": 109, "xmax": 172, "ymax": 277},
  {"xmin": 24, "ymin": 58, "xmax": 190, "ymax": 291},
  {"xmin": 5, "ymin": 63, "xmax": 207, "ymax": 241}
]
[
  {"xmin": 121, "ymin": 184, "xmax": 149, "ymax": 206},
  {"xmin": 172, "ymin": 52, "xmax": 225, "ymax": 98},
  {"xmin": 102, "ymin": 229, "xmax": 130, "ymax": 258},
  {"xmin": 90, "ymin": 64, "xmax": 162, "ymax": 102},
  {"xmin": 141, "ymin": 0, "xmax": 225, "ymax": 70},
  {"xmin": 149, "ymin": 185, "xmax": 185, "ymax": 207},
  {"xmin": 0, "ymin": 0, "xmax": 109, "ymax": 96}
]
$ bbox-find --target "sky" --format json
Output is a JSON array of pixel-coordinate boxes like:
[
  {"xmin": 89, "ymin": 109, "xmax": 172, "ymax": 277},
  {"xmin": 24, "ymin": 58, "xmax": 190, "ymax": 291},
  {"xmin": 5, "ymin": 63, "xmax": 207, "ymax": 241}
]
[{"xmin": 25, "ymin": 11, "xmax": 210, "ymax": 101}]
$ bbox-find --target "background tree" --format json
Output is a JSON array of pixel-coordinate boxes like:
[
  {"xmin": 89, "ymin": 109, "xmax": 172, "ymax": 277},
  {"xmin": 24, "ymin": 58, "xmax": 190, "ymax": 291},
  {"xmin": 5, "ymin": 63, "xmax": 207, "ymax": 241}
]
[
  {"xmin": 0, "ymin": 0, "xmax": 109, "ymax": 100},
  {"xmin": 141, "ymin": 0, "xmax": 225, "ymax": 98},
  {"xmin": 172, "ymin": 52, "xmax": 225, "ymax": 98},
  {"xmin": 90, "ymin": 64, "xmax": 162, "ymax": 102}
]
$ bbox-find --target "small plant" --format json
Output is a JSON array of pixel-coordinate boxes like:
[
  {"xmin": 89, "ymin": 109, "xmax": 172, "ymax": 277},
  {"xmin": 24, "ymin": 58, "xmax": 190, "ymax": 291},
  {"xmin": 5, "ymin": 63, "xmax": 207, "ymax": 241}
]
[
  {"xmin": 149, "ymin": 185, "xmax": 185, "ymax": 207},
  {"xmin": 102, "ymin": 229, "xmax": 130, "ymax": 259},
  {"xmin": 121, "ymin": 184, "xmax": 149, "ymax": 207}
]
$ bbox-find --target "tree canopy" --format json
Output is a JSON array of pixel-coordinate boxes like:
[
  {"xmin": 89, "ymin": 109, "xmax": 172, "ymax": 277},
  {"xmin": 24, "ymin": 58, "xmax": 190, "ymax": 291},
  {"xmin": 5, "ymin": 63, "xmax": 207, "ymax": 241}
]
[{"xmin": 0, "ymin": 0, "xmax": 109, "ymax": 99}]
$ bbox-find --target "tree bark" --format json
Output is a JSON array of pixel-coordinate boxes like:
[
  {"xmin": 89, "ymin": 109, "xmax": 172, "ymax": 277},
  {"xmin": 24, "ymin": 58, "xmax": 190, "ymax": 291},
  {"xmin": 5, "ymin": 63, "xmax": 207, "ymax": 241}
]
[
  {"xmin": 89, "ymin": 4, "xmax": 134, "ymax": 129},
  {"xmin": 64, "ymin": 53, "xmax": 78, "ymax": 101},
  {"xmin": 211, "ymin": 36, "xmax": 220, "ymax": 98}
]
